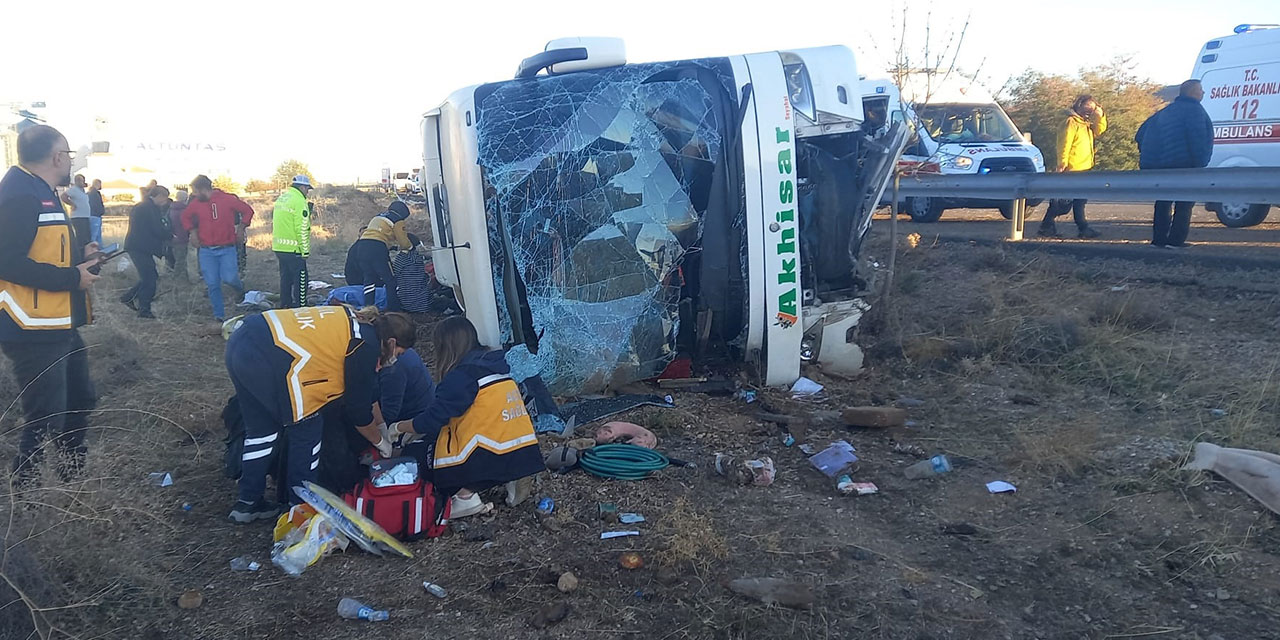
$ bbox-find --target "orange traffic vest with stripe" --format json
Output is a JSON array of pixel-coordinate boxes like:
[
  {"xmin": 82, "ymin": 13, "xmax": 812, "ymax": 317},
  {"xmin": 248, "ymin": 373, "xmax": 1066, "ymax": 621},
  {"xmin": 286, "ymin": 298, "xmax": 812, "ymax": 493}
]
[
  {"xmin": 0, "ymin": 191, "xmax": 91, "ymax": 330},
  {"xmin": 433, "ymin": 374, "xmax": 538, "ymax": 469},
  {"xmin": 262, "ymin": 306, "xmax": 361, "ymax": 423}
]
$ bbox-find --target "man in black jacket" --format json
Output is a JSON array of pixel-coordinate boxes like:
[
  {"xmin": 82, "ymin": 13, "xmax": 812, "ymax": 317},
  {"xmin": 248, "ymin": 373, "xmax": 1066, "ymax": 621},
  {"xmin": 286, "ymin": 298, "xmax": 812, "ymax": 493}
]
[
  {"xmin": 121, "ymin": 186, "xmax": 172, "ymax": 318},
  {"xmin": 0, "ymin": 125, "xmax": 103, "ymax": 480},
  {"xmin": 1136, "ymin": 80, "xmax": 1215, "ymax": 248}
]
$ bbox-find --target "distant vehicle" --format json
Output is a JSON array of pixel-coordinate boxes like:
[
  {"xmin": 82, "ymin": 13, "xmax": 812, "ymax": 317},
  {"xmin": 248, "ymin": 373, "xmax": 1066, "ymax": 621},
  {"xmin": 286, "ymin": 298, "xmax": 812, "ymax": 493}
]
[
  {"xmin": 1192, "ymin": 24, "xmax": 1280, "ymax": 227},
  {"xmin": 391, "ymin": 169, "xmax": 421, "ymax": 194},
  {"xmin": 863, "ymin": 73, "xmax": 1045, "ymax": 222},
  {"xmin": 420, "ymin": 37, "xmax": 901, "ymax": 393}
]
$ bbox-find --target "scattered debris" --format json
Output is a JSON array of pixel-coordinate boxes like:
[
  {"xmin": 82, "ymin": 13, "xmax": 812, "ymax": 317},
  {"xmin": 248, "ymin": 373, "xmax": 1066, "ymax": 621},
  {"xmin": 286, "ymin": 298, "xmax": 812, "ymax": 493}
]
[
  {"xmin": 986, "ymin": 481, "xmax": 1017, "ymax": 494},
  {"xmin": 601, "ymin": 531, "xmax": 641, "ymax": 540},
  {"xmin": 177, "ymin": 590, "xmax": 203, "ymax": 610},
  {"xmin": 780, "ymin": 431, "xmax": 796, "ymax": 447},
  {"xmin": 557, "ymin": 572, "xmax": 579, "ymax": 593},
  {"xmin": 561, "ymin": 394, "xmax": 674, "ymax": 426},
  {"xmin": 1209, "ymin": 408, "xmax": 1228, "ymax": 418},
  {"xmin": 307, "ymin": 280, "xmax": 332, "ymax": 290},
  {"xmin": 734, "ymin": 389, "xmax": 758, "ymax": 403},
  {"xmin": 530, "ymin": 602, "xmax": 570, "ymax": 629},
  {"xmin": 841, "ymin": 406, "xmax": 907, "ymax": 428},
  {"xmin": 727, "ymin": 578, "xmax": 815, "ymax": 609},
  {"xmin": 891, "ymin": 440, "xmax": 928, "ymax": 458},
  {"xmin": 798, "ymin": 443, "xmax": 816, "ymax": 455},
  {"xmin": 536, "ymin": 497, "xmax": 555, "ymax": 515},
  {"xmin": 337, "ymin": 597, "xmax": 389, "ymax": 622},
  {"xmin": 544, "ymin": 446, "xmax": 579, "ymax": 471},
  {"xmin": 595, "ymin": 421, "xmax": 658, "ymax": 449},
  {"xmin": 564, "ymin": 437, "xmax": 597, "ymax": 450},
  {"xmin": 271, "ymin": 512, "xmax": 349, "ymax": 576},
  {"xmin": 598, "ymin": 502, "xmax": 619, "ymax": 523},
  {"xmin": 619, "ymin": 552, "xmax": 644, "ymax": 570},
  {"xmin": 619, "ymin": 513, "xmax": 645, "ymax": 524},
  {"xmin": 837, "ymin": 476, "xmax": 879, "ymax": 496},
  {"xmin": 790, "ymin": 377, "xmax": 824, "ymax": 397},
  {"xmin": 1009, "ymin": 393, "xmax": 1041, "ymax": 406},
  {"xmin": 904, "ymin": 455, "xmax": 953, "ymax": 480},
  {"xmin": 714, "ymin": 454, "xmax": 776, "ymax": 486},
  {"xmin": 658, "ymin": 377, "xmax": 709, "ymax": 389},
  {"xmin": 330, "ymin": 272, "xmax": 345, "ymax": 279},
  {"xmin": 941, "ymin": 523, "xmax": 979, "ymax": 536},
  {"xmin": 808, "ymin": 441, "xmax": 859, "ymax": 478},
  {"xmin": 147, "ymin": 472, "xmax": 174, "ymax": 487},
  {"xmin": 238, "ymin": 290, "xmax": 275, "ymax": 310},
  {"xmin": 229, "ymin": 557, "xmax": 260, "ymax": 572},
  {"xmin": 1183, "ymin": 442, "xmax": 1280, "ymax": 515},
  {"xmin": 422, "ymin": 581, "xmax": 447, "ymax": 599}
]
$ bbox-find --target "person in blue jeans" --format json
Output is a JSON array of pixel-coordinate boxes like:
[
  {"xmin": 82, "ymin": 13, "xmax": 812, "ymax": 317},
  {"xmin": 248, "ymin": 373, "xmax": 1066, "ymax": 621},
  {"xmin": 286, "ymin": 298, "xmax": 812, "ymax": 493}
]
[
  {"xmin": 179, "ymin": 175, "xmax": 254, "ymax": 320},
  {"xmin": 198, "ymin": 246, "xmax": 243, "ymax": 319}
]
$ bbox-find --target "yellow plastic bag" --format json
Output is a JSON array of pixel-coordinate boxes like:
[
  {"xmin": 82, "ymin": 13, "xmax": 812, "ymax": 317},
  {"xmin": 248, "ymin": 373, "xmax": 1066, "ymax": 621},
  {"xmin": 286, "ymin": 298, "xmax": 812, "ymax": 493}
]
[{"xmin": 270, "ymin": 511, "xmax": 348, "ymax": 576}]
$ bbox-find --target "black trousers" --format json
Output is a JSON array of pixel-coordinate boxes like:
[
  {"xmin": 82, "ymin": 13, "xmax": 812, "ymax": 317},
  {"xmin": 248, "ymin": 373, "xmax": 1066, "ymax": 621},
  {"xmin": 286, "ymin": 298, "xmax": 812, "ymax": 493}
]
[
  {"xmin": 226, "ymin": 335, "xmax": 322, "ymax": 505},
  {"xmin": 2, "ymin": 331, "xmax": 97, "ymax": 478},
  {"xmin": 352, "ymin": 239, "xmax": 401, "ymax": 311},
  {"xmin": 71, "ymin": 217, "xmax": 92, "ymax": 251},
  {"xmin": 275, "ymin": 252, "xmax": 308, "ymax": 309},
  {"xmin": 1043, "ymin": 198, "xmax": 1089, "ymax": 230},
  {"xmin": 122, "ymin": 250, "xmax": 159, "ymax": 313},
  {"xmin": 1153, "ymin": 201, "xmax": 1194, "ymax": 247}
]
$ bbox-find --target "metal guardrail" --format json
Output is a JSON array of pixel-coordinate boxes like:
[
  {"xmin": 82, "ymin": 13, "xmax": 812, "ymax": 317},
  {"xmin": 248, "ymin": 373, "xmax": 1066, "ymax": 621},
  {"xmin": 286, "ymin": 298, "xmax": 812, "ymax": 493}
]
[
  {"xmin": 894, "ymin": 167, "xmax": 1280, "ymax": 204},
  {"xmin": 892, "ymin": 167, "xmax": 1280, "ymax": 240}
]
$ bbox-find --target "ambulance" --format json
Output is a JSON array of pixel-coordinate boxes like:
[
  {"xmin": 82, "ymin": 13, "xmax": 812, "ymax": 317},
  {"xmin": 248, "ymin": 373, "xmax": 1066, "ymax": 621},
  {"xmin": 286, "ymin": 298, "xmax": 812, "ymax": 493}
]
[
  {"xmin": 1193, "ymin": 24, "xmax": 1280, "ymax": 227},
  {"xmin": 863, "ymin": 73, "xmax": 1045, "ymax": 222},
  {"xmin": 419, "ymin": 38, "xmax": 902, "ymax": 393}
]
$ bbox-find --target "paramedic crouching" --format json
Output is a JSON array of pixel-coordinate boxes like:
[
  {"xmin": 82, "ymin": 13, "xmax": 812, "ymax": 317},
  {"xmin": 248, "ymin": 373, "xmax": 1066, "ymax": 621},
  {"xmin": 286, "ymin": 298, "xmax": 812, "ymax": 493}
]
[
  {"xmin": 386, "ymin": 317, "xmax": 544, "ymax": 518},
  {"xmin": 224, "ymin": 305, "xmax": 416, "ymax": 522}
]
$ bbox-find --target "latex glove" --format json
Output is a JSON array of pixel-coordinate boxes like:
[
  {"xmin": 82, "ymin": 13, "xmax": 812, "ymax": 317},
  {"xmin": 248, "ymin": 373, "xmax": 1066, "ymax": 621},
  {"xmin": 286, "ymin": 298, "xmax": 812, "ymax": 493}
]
[{"xmin": 374, "ymin": 437, "xmax": 394, "ymax": 459}]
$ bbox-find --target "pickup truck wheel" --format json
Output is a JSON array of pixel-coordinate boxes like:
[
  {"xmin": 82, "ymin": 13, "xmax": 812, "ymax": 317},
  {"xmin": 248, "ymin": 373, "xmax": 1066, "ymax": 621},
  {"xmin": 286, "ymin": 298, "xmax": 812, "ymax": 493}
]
[
  {"xmin": 1216, "ymin": 202, "xmax": 1270, "ymax": 228},
  {"xmin": 906, "ymin": 197, "xmax": 945, "ymax": 223}
]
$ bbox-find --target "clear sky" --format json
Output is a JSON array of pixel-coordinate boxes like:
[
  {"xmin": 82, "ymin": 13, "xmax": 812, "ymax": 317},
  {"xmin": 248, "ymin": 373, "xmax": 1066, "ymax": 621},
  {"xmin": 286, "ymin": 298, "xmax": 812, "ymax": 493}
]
[{"xmin": 4, "ymin": 0, "xmax": 1272, "ymax": 183}]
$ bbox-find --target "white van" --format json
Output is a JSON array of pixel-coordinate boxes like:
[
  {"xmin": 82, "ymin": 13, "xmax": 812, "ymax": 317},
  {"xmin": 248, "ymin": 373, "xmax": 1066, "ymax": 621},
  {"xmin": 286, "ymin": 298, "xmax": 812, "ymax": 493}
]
[
  {"xmin": 420, "ymin": 38, "xmax": 901, "ymax": 393},
  {"xmin": 1192, "ymin": 24, "xmax": 1280, "ymax": 227},
  {"xmin": 864, "ymin": 73, "xmax": 1045, "ymax": 222}
]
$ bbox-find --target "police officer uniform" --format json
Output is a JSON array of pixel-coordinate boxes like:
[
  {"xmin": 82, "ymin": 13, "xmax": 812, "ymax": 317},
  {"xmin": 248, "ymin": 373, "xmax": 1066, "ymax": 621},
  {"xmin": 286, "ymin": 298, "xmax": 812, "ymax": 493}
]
[{"xmin": 0, "ymin": 165, "xmax": 96, "ymax": 477}]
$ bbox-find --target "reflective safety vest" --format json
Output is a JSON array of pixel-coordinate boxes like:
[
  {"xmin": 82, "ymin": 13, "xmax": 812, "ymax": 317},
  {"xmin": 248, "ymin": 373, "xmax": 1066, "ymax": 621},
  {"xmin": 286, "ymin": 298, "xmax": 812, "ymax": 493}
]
[
  {"xmin": 433, "ymin": 374, "xmax": 538, "ymax": 469},
  {"xmin": 271, "ymin": 186, "xmax": 311, "ymax": 256},
  {"xmin": 262, "ymin": 306, "xmax": 362, "ymax": 423},
  {"xmin": 0, "ymin": 200, "xmax": 90, "ymax": 331}
]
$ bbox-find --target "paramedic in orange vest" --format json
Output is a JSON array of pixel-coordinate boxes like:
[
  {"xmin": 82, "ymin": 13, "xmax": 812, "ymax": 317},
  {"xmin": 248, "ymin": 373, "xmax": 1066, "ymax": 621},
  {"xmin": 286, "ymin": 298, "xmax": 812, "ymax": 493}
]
[
  {"xmin": 0, "ymin": 125, "xmax": 103, "ymax": 480},
  {"xmin": 224, "ymin": 306, "xmax": 417, "ymax": 522},
  {"xmin": 387, "ymin": 316, "xmax": 544, "ymax": 518}
]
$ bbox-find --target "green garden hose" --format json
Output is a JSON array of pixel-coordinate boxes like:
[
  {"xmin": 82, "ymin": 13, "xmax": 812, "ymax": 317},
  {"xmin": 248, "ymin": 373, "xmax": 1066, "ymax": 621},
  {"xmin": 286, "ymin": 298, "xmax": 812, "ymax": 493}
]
[{"xmin": 579, "ymin": 443, "xmax": 669, "ymax": 480}]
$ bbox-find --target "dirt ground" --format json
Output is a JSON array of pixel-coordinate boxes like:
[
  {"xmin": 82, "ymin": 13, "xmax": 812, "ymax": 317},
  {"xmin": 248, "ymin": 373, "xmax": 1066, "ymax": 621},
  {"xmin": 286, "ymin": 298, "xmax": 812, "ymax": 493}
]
[{"xmin": 5, "ymin": 188, "xmax": 1280, "ymax": 639}]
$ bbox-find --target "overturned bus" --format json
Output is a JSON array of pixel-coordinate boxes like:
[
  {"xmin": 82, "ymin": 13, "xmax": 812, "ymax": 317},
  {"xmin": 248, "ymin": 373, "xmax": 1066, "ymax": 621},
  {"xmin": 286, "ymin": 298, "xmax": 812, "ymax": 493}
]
[{"xmin": 420, "ymin": 38, "xmax": 904, "ymax": 394}]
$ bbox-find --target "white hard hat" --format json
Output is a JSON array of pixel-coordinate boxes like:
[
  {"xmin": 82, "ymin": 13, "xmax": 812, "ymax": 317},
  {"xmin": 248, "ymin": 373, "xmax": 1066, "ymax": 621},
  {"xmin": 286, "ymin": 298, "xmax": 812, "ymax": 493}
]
[{"xmin": 292, "ymin": 175, "xmax": 313, "ymax": 188}]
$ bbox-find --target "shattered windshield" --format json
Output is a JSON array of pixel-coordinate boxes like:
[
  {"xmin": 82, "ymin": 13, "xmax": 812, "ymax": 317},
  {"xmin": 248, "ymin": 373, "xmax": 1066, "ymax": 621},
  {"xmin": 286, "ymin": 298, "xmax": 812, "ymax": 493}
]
[
  {"xmin": 474, "ymin": 59, "xmax": 736, "ymax": 393},
  {"xmin": 916, "ymin": 103, "xmax": 1022, "ymax": 143}
]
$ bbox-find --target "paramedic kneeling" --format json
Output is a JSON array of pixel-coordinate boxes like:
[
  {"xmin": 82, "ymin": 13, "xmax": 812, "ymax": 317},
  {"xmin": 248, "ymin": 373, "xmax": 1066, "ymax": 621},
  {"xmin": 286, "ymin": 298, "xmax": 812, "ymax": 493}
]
[
  {"xmin": 224, "ymin": 306, "xmax": 414, "ymax": 522},
  {"xmin": 387, "ymin": 316, "xmax": 544, "ymax": 518}
]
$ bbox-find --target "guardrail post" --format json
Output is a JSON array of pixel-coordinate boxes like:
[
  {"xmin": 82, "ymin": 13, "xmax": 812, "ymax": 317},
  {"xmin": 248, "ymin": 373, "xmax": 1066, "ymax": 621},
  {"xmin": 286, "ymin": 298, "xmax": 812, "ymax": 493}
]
[{"xmin": 1010, "ymin": 198, "xmax": 1025, "ymax": 242}]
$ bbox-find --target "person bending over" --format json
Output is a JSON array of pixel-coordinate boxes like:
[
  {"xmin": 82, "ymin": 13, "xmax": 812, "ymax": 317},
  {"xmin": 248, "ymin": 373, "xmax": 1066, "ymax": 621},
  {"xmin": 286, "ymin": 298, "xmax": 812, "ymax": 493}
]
[{"xmin": 224, "ymin": 305, "xmax": 412, "ymax": 522}]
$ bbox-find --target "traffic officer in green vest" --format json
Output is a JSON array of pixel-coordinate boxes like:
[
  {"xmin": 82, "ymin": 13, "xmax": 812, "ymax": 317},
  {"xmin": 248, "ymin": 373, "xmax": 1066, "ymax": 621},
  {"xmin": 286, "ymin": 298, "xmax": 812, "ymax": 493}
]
[{"xmin": 272, "ymin": 175, "xmax": 313, "ymax": 308}]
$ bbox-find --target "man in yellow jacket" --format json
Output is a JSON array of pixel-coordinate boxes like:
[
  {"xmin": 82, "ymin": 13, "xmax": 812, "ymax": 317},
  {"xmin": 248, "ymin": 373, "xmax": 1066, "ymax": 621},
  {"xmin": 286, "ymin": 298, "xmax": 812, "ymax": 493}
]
[
  {"xmin": 1038, "ymin": 94, "xmax": 1107, "ymax": 239},
  {"xmin": 271, "ymin": 175, "xmax": 313, "ymax": 308}
]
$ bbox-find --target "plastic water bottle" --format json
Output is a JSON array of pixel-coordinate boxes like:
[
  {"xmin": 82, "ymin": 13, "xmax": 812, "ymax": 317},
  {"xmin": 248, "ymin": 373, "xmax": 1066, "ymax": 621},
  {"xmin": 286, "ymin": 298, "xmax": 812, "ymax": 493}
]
[
  {"xmin": 337, "ymin": 597, "xmax": 388, "ymax": 621},
  {"xmin": 904, "ymin": 455, "xmax": 953, "ymax": 480},
  {"xmin": 422, "ymin": 581, "xmax": 447, "ymax": 598}
]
